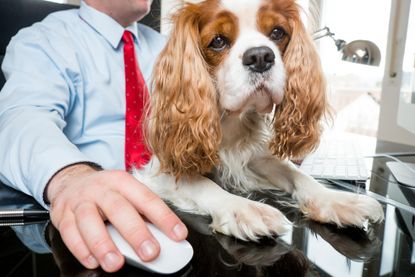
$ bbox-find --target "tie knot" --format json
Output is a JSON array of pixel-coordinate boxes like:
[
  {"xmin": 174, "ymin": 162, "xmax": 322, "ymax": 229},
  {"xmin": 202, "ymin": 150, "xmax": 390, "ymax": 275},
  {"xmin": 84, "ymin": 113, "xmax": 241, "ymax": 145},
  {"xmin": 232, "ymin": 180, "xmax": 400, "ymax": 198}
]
[{"xmin": 122, "ymin": 30, "xmax": 134, "ymax": 45}]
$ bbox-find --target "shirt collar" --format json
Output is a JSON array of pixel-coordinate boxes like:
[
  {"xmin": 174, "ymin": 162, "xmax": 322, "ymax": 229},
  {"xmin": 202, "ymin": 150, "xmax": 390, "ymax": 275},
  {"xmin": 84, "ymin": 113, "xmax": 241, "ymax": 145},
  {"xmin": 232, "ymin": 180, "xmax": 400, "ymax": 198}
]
[{"xmin": 78, "ymin": 1, "xmax": 139, "ymax": 49}]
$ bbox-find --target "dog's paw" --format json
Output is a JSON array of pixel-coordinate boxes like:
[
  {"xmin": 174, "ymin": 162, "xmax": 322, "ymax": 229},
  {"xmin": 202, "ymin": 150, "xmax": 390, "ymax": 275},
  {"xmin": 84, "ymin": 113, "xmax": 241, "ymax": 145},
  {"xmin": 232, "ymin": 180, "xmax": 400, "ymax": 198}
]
[
  {"xmin": 301, "ymin": 190, "xmax": 384, "ymax": 228},
  {"xmin": 210, "ymin": 197, "xmax": 290, "ymax": 241}
]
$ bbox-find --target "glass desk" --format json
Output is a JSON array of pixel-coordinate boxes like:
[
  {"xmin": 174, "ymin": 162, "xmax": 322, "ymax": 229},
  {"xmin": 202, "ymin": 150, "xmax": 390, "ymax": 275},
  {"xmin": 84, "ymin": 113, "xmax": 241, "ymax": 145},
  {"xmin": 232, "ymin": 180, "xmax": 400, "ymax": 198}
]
[{"xmin": 1, "ymin": 139, "xmax": 414, "ymax": 276}]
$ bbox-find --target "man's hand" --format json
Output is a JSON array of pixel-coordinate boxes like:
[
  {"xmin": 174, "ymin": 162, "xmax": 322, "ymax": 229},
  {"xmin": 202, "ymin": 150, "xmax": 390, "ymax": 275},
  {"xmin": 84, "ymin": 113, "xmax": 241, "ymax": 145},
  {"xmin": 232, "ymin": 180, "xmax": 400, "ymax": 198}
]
[{"xmin": 46, "ymin": 164, "xmax": 188, "ymax": 272}]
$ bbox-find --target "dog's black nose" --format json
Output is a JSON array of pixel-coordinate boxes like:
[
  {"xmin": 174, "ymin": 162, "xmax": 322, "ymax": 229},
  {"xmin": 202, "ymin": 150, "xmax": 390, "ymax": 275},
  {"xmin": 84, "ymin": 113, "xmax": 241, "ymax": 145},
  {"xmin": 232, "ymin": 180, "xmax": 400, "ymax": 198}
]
[{"xmin": 242, "ymin": 46, "xmax": 275, "ymax": 73}]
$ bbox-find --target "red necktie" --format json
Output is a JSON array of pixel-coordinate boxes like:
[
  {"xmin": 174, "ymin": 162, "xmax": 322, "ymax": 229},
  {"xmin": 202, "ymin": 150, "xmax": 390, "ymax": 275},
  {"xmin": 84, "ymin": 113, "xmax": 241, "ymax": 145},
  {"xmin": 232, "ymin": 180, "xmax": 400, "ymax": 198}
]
[{"xmin": 122, "ymin": 30, "xmax": 151, "ymax": 171}]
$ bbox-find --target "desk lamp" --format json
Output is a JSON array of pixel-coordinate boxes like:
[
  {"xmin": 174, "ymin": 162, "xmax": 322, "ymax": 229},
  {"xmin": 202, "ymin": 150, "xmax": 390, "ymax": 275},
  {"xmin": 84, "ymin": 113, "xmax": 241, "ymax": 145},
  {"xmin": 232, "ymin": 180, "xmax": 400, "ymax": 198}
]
[{"xmin": 313, "ymin": 26, "xmax": 381, "ymax": 66}]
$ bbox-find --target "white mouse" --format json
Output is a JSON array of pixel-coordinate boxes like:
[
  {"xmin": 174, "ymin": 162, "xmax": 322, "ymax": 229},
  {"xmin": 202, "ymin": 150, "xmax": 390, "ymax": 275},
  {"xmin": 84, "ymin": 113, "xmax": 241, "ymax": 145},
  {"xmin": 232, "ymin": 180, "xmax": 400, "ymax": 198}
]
[{"xmin": 106, "ymin": 223, "xmax": 194, "ymax": 274}]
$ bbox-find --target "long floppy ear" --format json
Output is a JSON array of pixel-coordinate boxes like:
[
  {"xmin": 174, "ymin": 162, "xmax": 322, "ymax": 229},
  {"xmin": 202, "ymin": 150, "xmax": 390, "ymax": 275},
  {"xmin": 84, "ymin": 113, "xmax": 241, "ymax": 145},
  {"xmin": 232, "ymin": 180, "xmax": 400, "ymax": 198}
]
[
  {"xmin": 270, "ymin": 17, "xmax": 327, "ymax": 159},
  {"xmin": 146, "ymin": 5, "xmax": 221, "ymax": 179}
]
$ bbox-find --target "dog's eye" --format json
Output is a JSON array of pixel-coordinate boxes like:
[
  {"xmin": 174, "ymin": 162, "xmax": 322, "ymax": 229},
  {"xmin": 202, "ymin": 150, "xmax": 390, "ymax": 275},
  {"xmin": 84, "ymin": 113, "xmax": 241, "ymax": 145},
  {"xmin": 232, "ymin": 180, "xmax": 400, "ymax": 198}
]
[
  {"xmin": 209, "ymin": 35, "xmax": 228, "ymax": 51},
  {"xmin": 270, "ymin": 27, "xmax": 286, "ymax": 42}
]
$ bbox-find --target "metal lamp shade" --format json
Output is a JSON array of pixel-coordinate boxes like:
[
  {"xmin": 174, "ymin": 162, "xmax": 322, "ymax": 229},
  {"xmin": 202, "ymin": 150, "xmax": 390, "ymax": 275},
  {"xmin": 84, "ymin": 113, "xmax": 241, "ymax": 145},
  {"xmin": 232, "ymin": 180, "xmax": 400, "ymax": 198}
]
[{"xmin": 341, "ymin": 40, "xmax": 381, "ymax": 66}]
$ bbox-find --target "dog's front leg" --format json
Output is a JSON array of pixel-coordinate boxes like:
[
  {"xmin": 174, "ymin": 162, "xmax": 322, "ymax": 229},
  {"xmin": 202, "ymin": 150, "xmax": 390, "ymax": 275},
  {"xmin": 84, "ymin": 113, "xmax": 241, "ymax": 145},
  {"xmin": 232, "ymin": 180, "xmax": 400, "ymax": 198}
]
[
  {"xmin": 249, "ymin": 156, "xmax": 384, "ymax": 228},
  {"xmin": 133, "ymin": 160, "xmax": 290, "ymax": 241}
]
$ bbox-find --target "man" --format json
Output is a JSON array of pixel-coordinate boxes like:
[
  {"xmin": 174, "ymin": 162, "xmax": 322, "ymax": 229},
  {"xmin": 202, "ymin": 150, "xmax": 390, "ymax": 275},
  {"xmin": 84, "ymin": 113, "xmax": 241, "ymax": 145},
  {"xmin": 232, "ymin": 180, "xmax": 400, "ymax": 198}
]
[{"xmin": 0, "ymin": 0, "xmax": 188, "ymax": 273}]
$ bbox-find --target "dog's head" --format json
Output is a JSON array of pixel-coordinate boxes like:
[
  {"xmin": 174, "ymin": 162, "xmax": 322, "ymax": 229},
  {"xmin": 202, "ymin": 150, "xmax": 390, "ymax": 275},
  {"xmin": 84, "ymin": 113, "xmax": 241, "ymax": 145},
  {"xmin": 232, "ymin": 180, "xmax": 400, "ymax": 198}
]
[{"xmin": 147, "ymin": 0, "xmax": 327, "ymax": 178}]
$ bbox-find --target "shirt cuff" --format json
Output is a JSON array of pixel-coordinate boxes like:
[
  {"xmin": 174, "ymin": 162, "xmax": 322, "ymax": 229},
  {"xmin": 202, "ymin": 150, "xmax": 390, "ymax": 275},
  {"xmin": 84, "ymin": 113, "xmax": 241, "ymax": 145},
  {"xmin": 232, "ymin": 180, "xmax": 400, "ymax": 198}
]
[
  {"xmin": 42, "ymin": 161, "xmax": 103, "ymax": 206},
  {"xmin": 31, "ymin": 146, "xmax": 100, "ymax": 210}
]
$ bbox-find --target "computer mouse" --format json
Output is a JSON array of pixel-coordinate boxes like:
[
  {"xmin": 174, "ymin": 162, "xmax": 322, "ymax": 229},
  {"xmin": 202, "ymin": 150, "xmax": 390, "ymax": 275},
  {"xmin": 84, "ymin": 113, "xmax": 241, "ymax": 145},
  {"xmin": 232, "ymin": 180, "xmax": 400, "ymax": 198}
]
[{"xmin": 106, "ymin": 223, "xmax": 193, "ymax": 274}]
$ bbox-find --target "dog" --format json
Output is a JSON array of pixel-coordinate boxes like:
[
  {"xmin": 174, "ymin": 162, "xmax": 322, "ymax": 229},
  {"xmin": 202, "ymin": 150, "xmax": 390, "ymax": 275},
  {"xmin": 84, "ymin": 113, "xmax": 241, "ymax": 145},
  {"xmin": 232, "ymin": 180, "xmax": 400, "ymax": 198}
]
[{"xmin": 134, "ymin": 0, "xmax": 384, "ymax": 241}]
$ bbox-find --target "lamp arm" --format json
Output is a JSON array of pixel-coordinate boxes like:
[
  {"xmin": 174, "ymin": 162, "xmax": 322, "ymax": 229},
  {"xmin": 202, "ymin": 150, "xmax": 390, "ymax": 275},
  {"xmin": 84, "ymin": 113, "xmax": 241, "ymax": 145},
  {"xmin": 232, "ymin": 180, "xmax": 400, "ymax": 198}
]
[
  {"xmin": 312, "ymin": 26, "xmax": 336, "ymax": 40},
  {"xmin": 313, "ymin": 26, "xmax": 347, "ymax": 51}
]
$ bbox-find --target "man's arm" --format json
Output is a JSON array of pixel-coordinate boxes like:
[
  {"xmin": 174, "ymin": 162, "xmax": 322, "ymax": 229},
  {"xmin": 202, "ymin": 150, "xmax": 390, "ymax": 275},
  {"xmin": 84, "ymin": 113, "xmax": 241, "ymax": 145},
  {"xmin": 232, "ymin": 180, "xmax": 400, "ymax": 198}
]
[
  {"xmin": 0, "ymin": 28, "xmax": 187, "ymax": 272},
  {"xmin": 0, "ymin": 29, "xmax": 96, "ymax": 207}
]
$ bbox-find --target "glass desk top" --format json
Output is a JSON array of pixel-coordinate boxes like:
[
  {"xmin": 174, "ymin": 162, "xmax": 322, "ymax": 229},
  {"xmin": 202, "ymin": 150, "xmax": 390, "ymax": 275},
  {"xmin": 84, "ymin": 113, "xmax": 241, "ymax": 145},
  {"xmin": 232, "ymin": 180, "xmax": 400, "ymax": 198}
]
[{"xmin": 1, "ymin": 138, "xmax": 414, "ymax": 276}]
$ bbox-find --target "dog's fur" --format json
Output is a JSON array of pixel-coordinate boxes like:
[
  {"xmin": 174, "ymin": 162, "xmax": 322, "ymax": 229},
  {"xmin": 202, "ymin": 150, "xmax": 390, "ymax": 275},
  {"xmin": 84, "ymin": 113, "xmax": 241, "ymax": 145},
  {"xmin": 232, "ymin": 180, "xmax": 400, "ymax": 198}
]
[{"xmin": 133, "ymin": 0, "xmax": 384, "ymax": 241}]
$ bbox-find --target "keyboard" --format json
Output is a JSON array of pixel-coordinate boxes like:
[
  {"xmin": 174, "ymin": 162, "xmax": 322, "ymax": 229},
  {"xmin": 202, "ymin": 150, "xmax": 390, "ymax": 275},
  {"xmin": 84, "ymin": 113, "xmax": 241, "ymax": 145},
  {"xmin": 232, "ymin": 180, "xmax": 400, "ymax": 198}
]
[{"xmin": 299, "ymin": 137, "xmax": 369, "ymax": 181}]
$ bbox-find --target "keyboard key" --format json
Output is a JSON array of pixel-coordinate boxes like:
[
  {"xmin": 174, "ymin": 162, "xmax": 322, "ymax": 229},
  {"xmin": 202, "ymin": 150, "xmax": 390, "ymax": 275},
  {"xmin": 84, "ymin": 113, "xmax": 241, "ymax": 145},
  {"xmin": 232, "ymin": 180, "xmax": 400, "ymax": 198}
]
[
  {"xmin": 348, "ymin": 167, "xmax": 359, "ymax": 176},
  {"xmin": 335, "ymin": 166, "xmax": 347, "ymax": 176},
  {"xmin": 311, "ymin": 165, "xmax": 323, "ymax": 175},
  {"xmin": 360, "ymin": 168, "xmax": 368, "ymax": 177}
]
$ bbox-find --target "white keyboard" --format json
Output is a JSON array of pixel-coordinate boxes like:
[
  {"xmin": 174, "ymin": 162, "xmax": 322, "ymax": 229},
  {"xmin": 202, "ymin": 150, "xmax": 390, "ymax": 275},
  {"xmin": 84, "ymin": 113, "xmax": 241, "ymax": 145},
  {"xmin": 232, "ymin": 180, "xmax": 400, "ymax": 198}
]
[{"xmin": 300, "ymin": 137, "xmax": 369, "ymax": 181}]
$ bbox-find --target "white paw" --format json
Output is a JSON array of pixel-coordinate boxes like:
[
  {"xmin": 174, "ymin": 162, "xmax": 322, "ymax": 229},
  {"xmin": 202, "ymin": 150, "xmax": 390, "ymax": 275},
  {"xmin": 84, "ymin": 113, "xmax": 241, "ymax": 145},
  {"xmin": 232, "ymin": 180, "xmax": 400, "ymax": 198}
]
[
  {"xmin": 210, "ymin": 197, "xmax": 291, "ymax": 241},
  {"xmin": 301, "ymin": 190, "xmax": 384, "ymax": 228}
]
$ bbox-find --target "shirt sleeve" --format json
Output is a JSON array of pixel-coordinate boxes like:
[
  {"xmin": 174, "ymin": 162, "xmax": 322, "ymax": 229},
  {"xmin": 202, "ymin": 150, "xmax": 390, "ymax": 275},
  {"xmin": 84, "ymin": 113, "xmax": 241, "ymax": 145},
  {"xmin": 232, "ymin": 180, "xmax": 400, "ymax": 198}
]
[
  {"xmin": 0, "ymin": 27, "xmax": 95, "ymax": 209},
  {"xmin": 12, "ymin": 223, "xmax": 52, "ymax": 254}
]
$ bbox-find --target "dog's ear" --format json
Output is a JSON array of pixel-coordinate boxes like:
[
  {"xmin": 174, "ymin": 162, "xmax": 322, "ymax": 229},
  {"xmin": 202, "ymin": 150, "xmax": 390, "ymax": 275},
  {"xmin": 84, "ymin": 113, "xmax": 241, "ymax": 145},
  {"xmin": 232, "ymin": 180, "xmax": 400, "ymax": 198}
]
[
  {"xmin": 270, "ymin": 18, "xmax": 327, "ymax": 160},
  {"xmin": 146, "ymin": 4, "xmax": 221, "ymax": 179}
]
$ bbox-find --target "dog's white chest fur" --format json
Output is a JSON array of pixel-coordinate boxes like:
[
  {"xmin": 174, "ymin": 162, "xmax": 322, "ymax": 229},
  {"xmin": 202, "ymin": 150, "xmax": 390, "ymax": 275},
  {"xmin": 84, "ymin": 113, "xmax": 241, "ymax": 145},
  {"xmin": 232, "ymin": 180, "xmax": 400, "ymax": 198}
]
[{"xmin": 215, "ymin": 112, "xmax": 273, "ymax": 192}]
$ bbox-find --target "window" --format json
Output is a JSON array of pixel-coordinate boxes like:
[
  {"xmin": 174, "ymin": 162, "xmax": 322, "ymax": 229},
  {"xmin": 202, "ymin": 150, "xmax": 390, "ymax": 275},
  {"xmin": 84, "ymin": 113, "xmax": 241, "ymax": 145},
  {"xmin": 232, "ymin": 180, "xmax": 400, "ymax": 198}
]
[{"xmin": 318, "ymin": 0, "xmax": 392, "ymax": 137}]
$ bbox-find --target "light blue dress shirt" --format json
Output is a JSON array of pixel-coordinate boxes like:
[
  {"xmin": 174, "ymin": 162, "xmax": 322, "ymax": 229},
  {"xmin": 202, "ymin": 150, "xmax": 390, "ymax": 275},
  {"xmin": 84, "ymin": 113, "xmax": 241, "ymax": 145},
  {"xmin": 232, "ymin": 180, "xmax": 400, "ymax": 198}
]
[{"xmin": 0, "ymin": 1, "xmax": 166, "ymax": 209}]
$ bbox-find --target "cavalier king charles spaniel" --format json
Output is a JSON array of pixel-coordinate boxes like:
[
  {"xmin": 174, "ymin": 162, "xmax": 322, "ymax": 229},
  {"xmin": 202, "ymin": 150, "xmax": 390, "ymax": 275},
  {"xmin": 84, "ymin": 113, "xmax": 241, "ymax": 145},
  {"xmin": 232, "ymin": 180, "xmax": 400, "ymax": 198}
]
[{"xmin": 134, "ymin": 0, "xmax": 384, "ymax": 240}]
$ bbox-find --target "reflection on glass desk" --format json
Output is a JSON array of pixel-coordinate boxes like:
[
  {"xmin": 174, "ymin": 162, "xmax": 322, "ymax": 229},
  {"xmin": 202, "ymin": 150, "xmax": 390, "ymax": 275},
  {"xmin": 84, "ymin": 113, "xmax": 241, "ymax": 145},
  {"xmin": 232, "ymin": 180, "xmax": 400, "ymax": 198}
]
[{"xmin": 1, "ymin": 138, "xmax": 415, "ymax": 277}]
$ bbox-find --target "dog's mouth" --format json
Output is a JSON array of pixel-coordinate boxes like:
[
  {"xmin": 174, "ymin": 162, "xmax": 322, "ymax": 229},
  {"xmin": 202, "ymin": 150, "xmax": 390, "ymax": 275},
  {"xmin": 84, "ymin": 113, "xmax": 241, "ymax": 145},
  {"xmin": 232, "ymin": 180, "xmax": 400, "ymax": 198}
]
[
  {"xmin": 246, "ymin": 87, "xmax": 274, "ymax": 113},
  {"xmin": 229, "ymin": 85, "xmax": 283, "ymax": 115},
  {"xmin": 246, "ymin": 72, "xmax": 284, "ymax": 111}
]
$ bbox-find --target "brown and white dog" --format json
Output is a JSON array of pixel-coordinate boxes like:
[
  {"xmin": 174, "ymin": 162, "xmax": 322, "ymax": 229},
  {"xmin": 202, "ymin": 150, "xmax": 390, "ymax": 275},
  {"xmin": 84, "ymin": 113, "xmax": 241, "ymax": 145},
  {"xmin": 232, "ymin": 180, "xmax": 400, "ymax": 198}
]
[{"xmin": 134, "ymin": 0, "xmax": 384, "ymax": 241}]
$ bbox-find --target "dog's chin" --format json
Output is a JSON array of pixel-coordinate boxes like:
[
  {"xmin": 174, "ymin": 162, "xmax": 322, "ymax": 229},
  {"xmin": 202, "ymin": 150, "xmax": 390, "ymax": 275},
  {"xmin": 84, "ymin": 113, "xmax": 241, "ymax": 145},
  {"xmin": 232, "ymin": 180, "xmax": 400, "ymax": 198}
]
[
  {"xmin": 225, "ymin": 88, "xmax": 283, "ymax": 115},
  {"xmin": 245, "ymin": 100, "xmax": 274, "ymax": 114}
]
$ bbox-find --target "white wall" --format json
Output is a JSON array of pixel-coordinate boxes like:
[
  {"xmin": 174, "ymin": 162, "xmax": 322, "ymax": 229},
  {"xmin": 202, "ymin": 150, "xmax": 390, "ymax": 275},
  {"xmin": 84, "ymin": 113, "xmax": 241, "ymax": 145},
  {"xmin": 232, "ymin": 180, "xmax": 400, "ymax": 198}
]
[
  {"xmin": 160, "ymin": 0, "xmax": 181, "ymax": 34},
  {"xmin": 160, "ymin": 0, "xmax": 202, "ymax": 34}
]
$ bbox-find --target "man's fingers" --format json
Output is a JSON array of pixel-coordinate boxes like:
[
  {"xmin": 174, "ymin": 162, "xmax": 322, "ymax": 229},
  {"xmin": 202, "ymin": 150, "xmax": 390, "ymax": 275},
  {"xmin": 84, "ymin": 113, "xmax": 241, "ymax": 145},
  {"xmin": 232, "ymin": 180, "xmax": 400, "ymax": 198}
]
[
  {"xmin": 74, "ymin": 201, "xmax": 124, "ymax": 273},
  {"xmin": 57, "ymin": 211, "xmax": 99, "ymax": 269},
  {"xmin": 48, "ymin": 169, "xmax": 186, "ymax": 273},
  {"xmin": 99, "ymin": 191, "xmax": 161, "ymax": 261},
  {"xmin": 121, "ymin": 178, "xmax": 188, "ymax": 241}
]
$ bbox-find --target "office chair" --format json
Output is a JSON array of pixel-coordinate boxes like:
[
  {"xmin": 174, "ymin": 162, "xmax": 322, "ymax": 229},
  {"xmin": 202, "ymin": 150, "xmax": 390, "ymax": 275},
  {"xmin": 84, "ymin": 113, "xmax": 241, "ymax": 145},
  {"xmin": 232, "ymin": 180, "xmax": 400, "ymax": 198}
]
[{"xmin": 0, "ymin": 0, "xmax": 161, "ymax": 89}]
